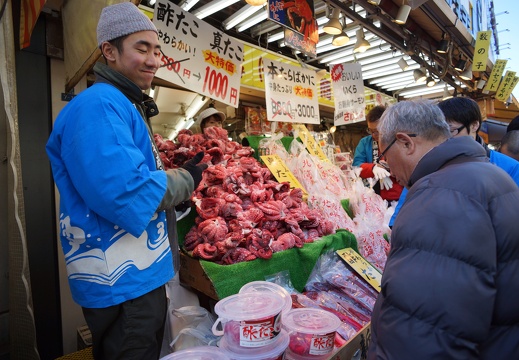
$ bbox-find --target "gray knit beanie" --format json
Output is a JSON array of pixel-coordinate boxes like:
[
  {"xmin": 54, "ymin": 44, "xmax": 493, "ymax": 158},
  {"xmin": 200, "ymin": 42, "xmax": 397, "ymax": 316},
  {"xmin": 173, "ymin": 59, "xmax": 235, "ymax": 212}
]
[{"xmin": 97, "ymin": 2, "xmax": 158, "ymax": 47}]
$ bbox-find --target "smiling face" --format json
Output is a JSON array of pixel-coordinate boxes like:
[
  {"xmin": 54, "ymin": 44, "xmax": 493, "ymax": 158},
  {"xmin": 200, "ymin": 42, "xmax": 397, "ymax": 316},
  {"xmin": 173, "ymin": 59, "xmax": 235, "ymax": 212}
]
[{"xmin": 101, "ymin": 31, "xmax": 161, "ymax": 90}]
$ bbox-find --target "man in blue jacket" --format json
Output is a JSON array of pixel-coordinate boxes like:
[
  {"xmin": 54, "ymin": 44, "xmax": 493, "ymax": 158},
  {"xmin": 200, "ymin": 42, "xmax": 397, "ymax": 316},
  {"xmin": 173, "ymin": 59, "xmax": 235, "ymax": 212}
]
[
  {"xmin": 46, "ymin": 3, "xmax": 206, "ymax": 359},
  {"xmin": 369, "ymin": 99, "xmax": 519, "ymax": 360},
  {"xmin": 389, "ymin": 96, "xmax": 519, "ymax": 227}
]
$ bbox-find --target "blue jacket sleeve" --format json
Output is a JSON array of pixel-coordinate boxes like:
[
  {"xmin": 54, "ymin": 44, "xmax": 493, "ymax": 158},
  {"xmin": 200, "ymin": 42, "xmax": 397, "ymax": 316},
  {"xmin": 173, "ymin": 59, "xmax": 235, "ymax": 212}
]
[
  {"xmin": 352, "ymin": 136, "xmax": 374, "ymax": 166},
  {"xmin": 490, "ymin": 150, "xmax": 519, "ymax": 187}
]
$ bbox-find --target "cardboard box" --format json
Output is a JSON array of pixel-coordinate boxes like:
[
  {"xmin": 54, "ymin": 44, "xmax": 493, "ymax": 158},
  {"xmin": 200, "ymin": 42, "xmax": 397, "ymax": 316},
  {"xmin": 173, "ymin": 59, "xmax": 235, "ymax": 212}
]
[
  {"xmin": 328, "ymin": 323, "xmax": 371, "ymax": 360},
  {"xmin": 179, "ymin": 251, "xmax": 219, "ymax": 300}
]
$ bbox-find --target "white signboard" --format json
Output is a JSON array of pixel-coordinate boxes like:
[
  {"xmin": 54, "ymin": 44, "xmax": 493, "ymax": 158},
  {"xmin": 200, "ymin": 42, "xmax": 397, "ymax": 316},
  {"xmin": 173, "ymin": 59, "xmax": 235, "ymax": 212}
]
[
  {"xmin": 263, "ymin": 59, "xmax": 320, "ymax": 124},
  {"xmin": 153, "ymin": 0, "xmax": 244, "ymax": 107},
  {"xmin": 331, "ymin": 63, "xmax": 366, "ymax": 125}
]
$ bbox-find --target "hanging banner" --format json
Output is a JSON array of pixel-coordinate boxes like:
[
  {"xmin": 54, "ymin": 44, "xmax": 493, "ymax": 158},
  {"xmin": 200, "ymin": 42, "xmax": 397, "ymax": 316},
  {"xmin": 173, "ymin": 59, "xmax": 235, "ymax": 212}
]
[
  {"xmin": 284, "ymin": 28, "xmax": 317, "ymax": 58},
  {"xmin": 263, "ymin": 59, "xmax": 320, "ymax": 124},
  {"xmin": 268, "ymin": 0, "xmax": 318, "ymax": 42},
  {"xmin": 472, "ymin": 31, "xmax": 492, "ymax": 72},
  {"xmin": 484, "ymin": 59, "xmax": 507, "ymax": 93},
  {"xmin": 496, "ymin": 71, "xmax": 518, "ymax": 101},
  {"xmin": 331, "ymin": 63, "xmax": 366, "ymax": 126},
  {"xmin": 153, "ymin": 0, "xmax": 243, "ymax": 107}
]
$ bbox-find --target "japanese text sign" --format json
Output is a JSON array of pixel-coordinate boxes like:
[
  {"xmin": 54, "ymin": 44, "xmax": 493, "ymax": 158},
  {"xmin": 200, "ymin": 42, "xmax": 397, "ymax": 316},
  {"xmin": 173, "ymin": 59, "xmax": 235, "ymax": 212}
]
[
  {"xmin": 153, "ymin": 0, "xmax": 243, "ymax": 107},
  {"xmin": 263, "ymin": 59, "xmax": 320, "ymax": 124},
  {"xmin": 484, "ymin": 59, "xmax": 507, "ymax": 93},
  {"xmin": 496, "ymin": 71, "xmax": 518, "ymax": 101},
  {"xmin": 293, "ymin": 124, "xmax": 330, "ymax": 163},
  {"xmin": 336, "ymin": 247, "xmax": 381, "ymax": 292},
  {"xmin": 472, "ymin": 31, "xmax": 492, "ymax": 72},
  {"xmin": 260, "ymin": 154, "xmax": 308, "ymax": 199},
  {"xmin": 331, "ymin": 63, "xmax": 366, "ymax": 126}
]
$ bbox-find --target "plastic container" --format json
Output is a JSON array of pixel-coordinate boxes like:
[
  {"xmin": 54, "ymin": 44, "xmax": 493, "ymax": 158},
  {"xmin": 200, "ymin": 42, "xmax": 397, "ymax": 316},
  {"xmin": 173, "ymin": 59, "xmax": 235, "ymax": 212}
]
[
  {"xmin": 239, "ymin": 281, "xmax": 293, "ymax": 316},
  {"xmin": 212, "ymin": 291, "xmax": 285, "ymax": 350},
  {"xmin": 159, "ymin": 345, "xmax": 230, "ymax": 360},
  {"xmin": 219, "ymin": 329, "xmax": 289, "ymax": 360},
  {"xmin": 283, "ymin": 348, "xmax": 329, "ymax": 360},
  {"xmin": 282, "ymin": 308, "xmax": 341, "ymax": 357}
]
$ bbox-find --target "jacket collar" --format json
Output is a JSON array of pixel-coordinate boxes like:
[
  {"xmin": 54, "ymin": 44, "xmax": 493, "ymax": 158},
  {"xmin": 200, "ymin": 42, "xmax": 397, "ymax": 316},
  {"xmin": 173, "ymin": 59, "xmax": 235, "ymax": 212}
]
[
  {"xmin": 93, "ymin": 62, "xmax": 143, "ymax": 104},
  {"xmin": 408, "ymin": 136, "xmax": 488, "ymax": 187}
]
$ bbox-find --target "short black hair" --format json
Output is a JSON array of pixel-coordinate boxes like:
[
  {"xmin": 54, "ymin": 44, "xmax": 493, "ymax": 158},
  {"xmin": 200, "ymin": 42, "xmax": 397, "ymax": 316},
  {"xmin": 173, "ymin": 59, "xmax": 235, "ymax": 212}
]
[
  {"xmin": 507, "ymin": 115, "xmax": 519, "ymax": 133},
  {"xmin": 500, "ymin": 130, "xmax": 519, "ymax": 157},
  {"xmin": 438, "ymin": 97, "xmax": 482, "ymax": 132},
  {"xmin": 366, "ymin": 105, "xmax": 386, "ymax": 123}
]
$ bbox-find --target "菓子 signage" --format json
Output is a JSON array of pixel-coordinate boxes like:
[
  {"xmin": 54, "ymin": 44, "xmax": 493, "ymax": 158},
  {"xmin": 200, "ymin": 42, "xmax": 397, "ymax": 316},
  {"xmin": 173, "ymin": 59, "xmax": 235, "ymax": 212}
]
[
  {"xmin": 263, "ymin": 59, "xmax": 320, "ymax": 124},
  {"xmin": 331, "ymin": 63, "xmax": 366, "ymax": 125},
  {"xmin": 153, "ymin": 0, "xmax": 244, "ymax": 107}
]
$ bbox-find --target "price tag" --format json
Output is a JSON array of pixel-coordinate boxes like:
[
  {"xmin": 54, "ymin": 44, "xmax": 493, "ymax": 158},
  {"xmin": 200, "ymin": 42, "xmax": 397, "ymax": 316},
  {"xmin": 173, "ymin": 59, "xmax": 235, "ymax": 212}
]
[
  {"xmin": 294, "ymin": 125, "xmax": 331, "ymax": 163},
  {"xmin": 336, "ymin": 248, "xmax": 382, "ymax": 292},
  {"xmin": 260, "ymin": 154, "xmax": 308, "ymax": 199}
]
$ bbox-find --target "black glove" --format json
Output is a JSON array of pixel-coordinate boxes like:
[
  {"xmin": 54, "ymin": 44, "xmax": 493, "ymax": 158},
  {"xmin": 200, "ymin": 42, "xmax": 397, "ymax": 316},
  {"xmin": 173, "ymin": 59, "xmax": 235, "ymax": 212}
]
[{"xmin": 181, "ymin": 152, "xmax": 207, "ymax": 189}]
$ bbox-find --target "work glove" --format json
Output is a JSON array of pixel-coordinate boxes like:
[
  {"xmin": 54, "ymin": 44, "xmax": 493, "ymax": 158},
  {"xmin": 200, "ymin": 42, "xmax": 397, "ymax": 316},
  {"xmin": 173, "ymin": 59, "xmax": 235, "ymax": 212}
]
[
  {"xmin": 181, "ymin": 152, "xmax": 208, "ymax": 190},
  {"xmin": 380, "ymin": 176, "xmax": 393, "ymax": 191},
  {"xmin": 372, "ymin": 164, "xmax": 391, "ymax": 181}
]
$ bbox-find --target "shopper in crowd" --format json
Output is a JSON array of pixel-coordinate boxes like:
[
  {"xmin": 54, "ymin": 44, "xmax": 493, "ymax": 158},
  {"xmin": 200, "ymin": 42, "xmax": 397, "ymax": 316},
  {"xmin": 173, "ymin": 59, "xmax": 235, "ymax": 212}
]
[
  {"xmin": 389, "ymin": 96, "xmax": 519, "ymax": 227},
  {"xmin": 368, "ymin": 99, "xmax": 519, "ymax": 360},
  {"xmin": 46, "ymin": 3, "xmax": 207, "ymax": 359},
  {"xmin": 197, "ymin": 105, "xmax": 226, "ymax": 133},
  {"xmin": 352, "ymin": 105, "xmax": 404, "ymax": 202},
  {"xmin": 500, "ymin": 130, "xmax": 519, "ymax": 161},
  {"xmin": 507, "ymin": 114, "xmax": 519, "ymax": 132}
]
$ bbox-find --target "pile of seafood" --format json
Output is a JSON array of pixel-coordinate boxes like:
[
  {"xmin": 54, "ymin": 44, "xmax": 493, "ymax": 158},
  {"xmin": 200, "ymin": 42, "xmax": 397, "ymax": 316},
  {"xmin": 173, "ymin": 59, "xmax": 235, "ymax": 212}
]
[{"xmin": 154, "ymin": 127, "xmax": 336, "ymax": 265}]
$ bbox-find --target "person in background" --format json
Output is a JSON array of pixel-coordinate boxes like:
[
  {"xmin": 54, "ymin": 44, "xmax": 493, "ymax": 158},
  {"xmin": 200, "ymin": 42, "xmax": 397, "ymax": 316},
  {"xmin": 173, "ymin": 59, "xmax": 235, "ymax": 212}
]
[
  {"xmin": 389, "ymin": 96, "xmax": 519, "ymax": 227},
  {"xmin": 500, "ymin": 130, "xmax": 519, "ymax": 161},
  {"xmin": 46, "ymin": 3, "xmax": 206, "ymax": 359},
  {"xmin": 507, "ymin": 114, "xmax": 519, "ymax": 132},
  {"xmin": 352, "ymin": 105, "xmax": 404, "ymax": 202},
  {"xmin": 368, "ymin": 99, "xmax": 519, "ymax": 360},
  {"xmin": 197, "ymin": 106, "xmax": 226, "ymax": 133}
]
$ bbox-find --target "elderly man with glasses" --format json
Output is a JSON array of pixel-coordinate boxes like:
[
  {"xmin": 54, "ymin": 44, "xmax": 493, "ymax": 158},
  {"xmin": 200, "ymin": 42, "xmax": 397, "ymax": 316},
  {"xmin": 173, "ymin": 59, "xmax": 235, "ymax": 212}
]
[
  {"xmin": 368, "ymin": 99, "xmax": 519, "ymax": 360},
  {"xmin": 389, "ymin": 96, "xmax": 519, "ymax": 228}
]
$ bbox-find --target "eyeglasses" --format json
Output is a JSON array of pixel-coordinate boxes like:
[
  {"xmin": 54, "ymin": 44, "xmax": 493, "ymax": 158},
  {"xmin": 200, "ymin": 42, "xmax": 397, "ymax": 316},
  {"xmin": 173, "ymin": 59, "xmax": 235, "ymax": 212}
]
[
  {"xmin": 380, "ymin": 133, "xmax": 417, "ymax": 159},
  {"xmin": 449, "ymin": 124, "xmax": 465, "ymax": 136},
  {"xmin": 366, "ymin": 128, "xmax": 379, "ymax": 135}
]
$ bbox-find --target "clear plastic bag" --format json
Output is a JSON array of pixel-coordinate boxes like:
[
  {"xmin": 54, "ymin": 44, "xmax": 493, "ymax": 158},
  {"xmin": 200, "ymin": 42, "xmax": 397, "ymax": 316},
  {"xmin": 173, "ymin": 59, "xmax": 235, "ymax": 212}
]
[{"xmin": 168, "ymin": 306, "xmax": 220, "ymax": 351}]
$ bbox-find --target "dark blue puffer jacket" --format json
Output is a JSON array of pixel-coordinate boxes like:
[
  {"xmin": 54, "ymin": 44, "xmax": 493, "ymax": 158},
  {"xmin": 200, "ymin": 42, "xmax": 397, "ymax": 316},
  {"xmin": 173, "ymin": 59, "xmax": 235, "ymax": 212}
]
[{"xmin": 368, "ymin": 136, "xmax": 519, "ymax": 360}]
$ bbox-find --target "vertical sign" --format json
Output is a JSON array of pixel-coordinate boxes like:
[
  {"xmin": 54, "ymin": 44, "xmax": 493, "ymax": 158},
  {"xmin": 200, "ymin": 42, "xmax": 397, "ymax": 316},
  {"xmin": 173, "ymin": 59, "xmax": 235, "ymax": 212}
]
[
  {"xmin": 268, "ymin": 0, "xmax": 318, "ymax": 42},
  {"xmin": 331, "ymin": 63, "xmax": 366, "ymax": 126},
  {"xmin": 472, "ymin": 31, "xmax": 492, "ymax": 72},
  {"xmin": 284, "ymin": 27, "xmax": 317, "ymax": 58},
  {"xmin": 496, "ymin": 71, "xmax": 518, "ymax": 101},
  {"xmin": 153, "ymin": 0, "xmax": 244, "ymax": 107},
  {"xmin": 484, "ymin": 59, "xmax": 507, "ymax": 93},
  {"xmin": 263, "ymin": 59, "xmax": 320, "ymax": 124}
]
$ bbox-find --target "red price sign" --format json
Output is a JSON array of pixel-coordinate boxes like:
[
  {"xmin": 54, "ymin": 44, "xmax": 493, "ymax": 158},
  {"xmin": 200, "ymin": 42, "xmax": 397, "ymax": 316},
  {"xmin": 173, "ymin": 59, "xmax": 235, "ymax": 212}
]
[
  {"xmin": 202, "ymin": 67, "xmax": 229, "ymax": 101},
  {"xmin": 160, "ymin": 54, "xmax": 181, "ymax": 73}
]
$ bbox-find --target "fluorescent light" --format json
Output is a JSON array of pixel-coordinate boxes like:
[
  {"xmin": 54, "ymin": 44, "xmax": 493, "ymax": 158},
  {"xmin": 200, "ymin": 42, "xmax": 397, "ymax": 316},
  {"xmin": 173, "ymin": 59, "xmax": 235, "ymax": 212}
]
[
  {"xmin": 192, "ymin": 0, "xmax": 240, "ymax": 19},
  {"xmin": 236, "ymin": 11, "xmax": 267, "ymax": 32},
  {"xmin": 179, "ymin": 0, "xmax": 199, "ymax": 11},
  {"xmin": 223, "ymin": 4, "xmax": 262, "ymax": 30}
]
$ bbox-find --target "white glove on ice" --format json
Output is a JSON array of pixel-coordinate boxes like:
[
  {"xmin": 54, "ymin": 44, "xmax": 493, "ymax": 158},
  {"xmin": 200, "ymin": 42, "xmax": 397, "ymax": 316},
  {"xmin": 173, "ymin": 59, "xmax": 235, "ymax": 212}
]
[
  {"xmin": 372, "ymin": 165, "xmax": 390, "ymax": 181},
  {"xmin": 380, "ymin": 176, "xmax": 393, "ymax": 191}
]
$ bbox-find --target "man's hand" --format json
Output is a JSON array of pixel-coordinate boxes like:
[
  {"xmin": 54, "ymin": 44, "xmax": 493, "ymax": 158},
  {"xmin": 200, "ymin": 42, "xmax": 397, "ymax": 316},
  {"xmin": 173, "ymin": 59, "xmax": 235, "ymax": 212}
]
[
  {"xmin": 181, "ymin": 152, "xmax": 208, "ymax": 189},
  {"xmin": 380, "ymin": 176, "xmax": 393, "ymax": 190}
]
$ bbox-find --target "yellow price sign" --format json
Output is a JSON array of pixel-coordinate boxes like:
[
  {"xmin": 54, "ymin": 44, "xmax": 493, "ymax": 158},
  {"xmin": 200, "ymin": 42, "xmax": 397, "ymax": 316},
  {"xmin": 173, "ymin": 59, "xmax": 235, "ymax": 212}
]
[
  {"xmin": 336, "ymin": 248, "xmax": 382, "ymax": 292},
  {"xmin": 260, "ymin": 154, "xmax": 308, "ymax": 199},
  {"xmin": 294, "ymin": 124, "xmax": 331, "ymax": 163}
]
